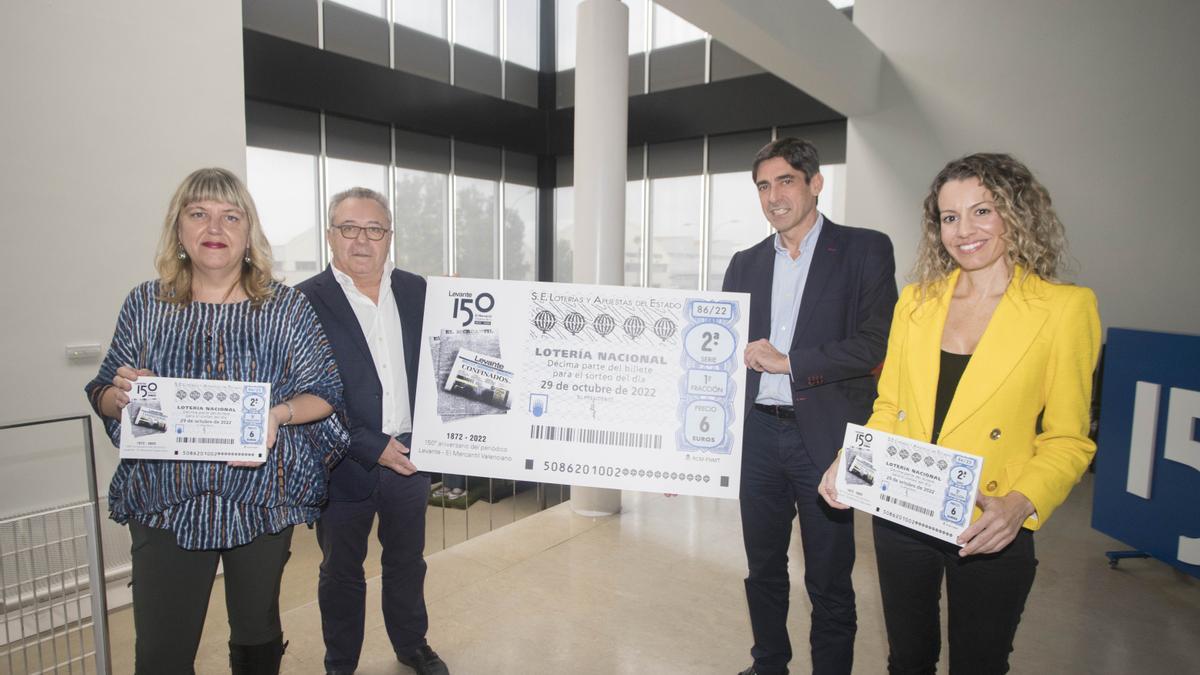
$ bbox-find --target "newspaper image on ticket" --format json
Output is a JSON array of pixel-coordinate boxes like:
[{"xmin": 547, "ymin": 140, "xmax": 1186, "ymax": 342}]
[
  {"xmin": 835, "ymin": 423, "xmax": 983, "ymax": 544},
  {"xmin": 410, "ymin": 277, "xmax": 751, "ymax": 499},
  {"xmin": 119, "ymin": 377, "xmax": 272, "ymax": 462},
  {"xmin": 443, "ymin": 349, "xmax": 513, "ymax": 411}
]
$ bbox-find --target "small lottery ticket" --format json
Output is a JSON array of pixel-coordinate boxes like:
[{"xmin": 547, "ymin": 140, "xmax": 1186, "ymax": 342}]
[
  {"xmin": 835, "ymin": 423, "xmax": 983, "ymax": 544},
  {"xmin": 119, "ymin": 377, "xmax": 271, "ymax": 462}
]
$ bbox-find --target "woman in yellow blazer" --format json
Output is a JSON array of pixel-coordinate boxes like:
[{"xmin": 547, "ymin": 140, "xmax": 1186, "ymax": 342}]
[{"xmin": 820, "ymin": 153, "xmax": 1100, "ymax": 674}]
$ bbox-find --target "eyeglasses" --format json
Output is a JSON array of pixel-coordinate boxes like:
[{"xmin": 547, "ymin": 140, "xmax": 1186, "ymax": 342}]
[{"xmin": 332, "ymin": 224, "xmax": 392, "ymax": 241}]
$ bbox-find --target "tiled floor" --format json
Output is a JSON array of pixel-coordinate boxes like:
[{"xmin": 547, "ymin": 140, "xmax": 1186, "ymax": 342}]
[{"xmin": 98, "ymin": 475, "xmax": 1199, "ymax": 674}]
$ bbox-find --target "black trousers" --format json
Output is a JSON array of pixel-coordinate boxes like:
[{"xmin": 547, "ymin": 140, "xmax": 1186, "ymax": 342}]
[
  {"xmin": 873, "ymin": 517, "xmax": 1037, "ymax": 675},
  {"xmin": 740, "ymin": 408, "xmax": 857, "ymax": 675},
  {"xmin": 128, "ymin": 521, "xmax": 293, "ymax": 675},
  {"xmin": 316, "ymin": 466, "xmax": 431, "ymax": 671}
]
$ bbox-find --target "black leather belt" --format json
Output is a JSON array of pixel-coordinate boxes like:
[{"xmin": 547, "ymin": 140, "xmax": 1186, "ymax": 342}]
[{"xmin": 754, "ymin": 403, "xmax": 795, "ymax": 419}]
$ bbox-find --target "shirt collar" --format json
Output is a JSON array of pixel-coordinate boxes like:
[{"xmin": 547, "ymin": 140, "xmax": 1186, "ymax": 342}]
[
  {"xmin": 772, "ymin": 212, "xmax": 825, "ymax": 256},
  {"xmin": 331, "ymin": 260, "xmax": 394, "ymax": 296}
]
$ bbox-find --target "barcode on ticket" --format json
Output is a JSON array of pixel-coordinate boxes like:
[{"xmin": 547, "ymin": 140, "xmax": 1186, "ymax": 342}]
[
  {"xmin": 177, "ymin": 437, "xmax": 236, "ymax": 445},
  {"xmin": 530, "ymin": 424, "xmax": 662, "ymax": 449},
  {"xmin": 881, "ymin": 493, "xmax": 934, "ymax": 517}
]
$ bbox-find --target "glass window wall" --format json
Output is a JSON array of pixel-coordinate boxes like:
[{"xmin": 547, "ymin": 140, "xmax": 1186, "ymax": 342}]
[
  {"xmin": 555, "ymin": 150, "xmax": 847, "ymax": 293},
  {"xmin": 326, "ymin": 158, "xmax": 389, "ymax": 206},
  {"xmin": 652, "ymin": 3, "xmax": 704, "ymax": 49},
  {"xmin": 316, "ymin": 1, "xmax": 699, "ymax": 82},
  {"xmin": 553, "ymin": 180, "xmax": 641, "ymax": 286},
  {"xmin": 504, "ymin": 0, "xmax": 539, "ymax": 70},
  {"xmin": 251, "ymin": 117, "xmax": 547, "ymax": 283},
  {"xmin": 624, "ymin": 180, "xmax": 644, "ymax": 286},
  {"xmin": 246, "ymin": 147, "xmax": 321, "ymax": 286},
  {"xmin": 553, "ymin": 187, "xmax": 574, "ymax": 282},
  {"xmin": 455, "ymin": 0, "xmax": 498, "ymax": 55},
  {"xmin": 329, "ymin": 0, "xmax": 386, "ymax": 18},
  {"xmin": 395, "ymin": 0, "xmax": 447, "ymax": 37},
  {"xmin": 818, "ymin": 163, "xmax": 847, "ymax": 225},
  {"xmin": 707, "ymin": 171, "xmax": 768, "ymax": 291},
  {"xmin": 627, "ymin": 0, "xmax": 648, "ymax": 54},
  {"xmin": 454, "ymin": 176, "xmax": 498, "ymax": 279},
  {"xmin": 647, "ymin": 175, "xmax": 702, "ymax": 289},
  {"xmin": 395, "ymin": 167, "xmax": 449, "ymax": 277},
  {"xmin": 503, "ymin": 182, "xmax": 538, "ymax": 280}
]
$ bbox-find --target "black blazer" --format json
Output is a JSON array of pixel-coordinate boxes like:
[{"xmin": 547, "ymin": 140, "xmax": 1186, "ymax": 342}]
[
  {"xmin": 297, "ymin": 266, "xmax": 426, "ymax": 501},
  {"xmin": 722, "ymin": 219, "xmax": 898, "ymax": 467}
]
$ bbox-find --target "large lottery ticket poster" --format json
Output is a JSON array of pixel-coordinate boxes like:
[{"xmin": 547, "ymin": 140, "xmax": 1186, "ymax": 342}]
[{"xmin": 410, "ymin": 277, "xmax": 751, "ymax": 499}]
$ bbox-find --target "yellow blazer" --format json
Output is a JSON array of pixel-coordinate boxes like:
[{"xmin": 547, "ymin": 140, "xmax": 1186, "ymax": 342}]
[{"xmin": 867, "ymin": 267, "xmax": 1101, "ymax": 530}]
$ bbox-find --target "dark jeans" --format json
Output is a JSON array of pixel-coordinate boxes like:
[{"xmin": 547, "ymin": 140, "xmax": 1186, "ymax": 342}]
[
  {"xmin": 740, "ymin": 408, "xmax": 857, "ymax": 675},
  {"xmin": 873, "ymin": 517, "xmax": 1037, "ymax": 675},
  {"xmin": 316, "ymin": 467, "xmax": 431, "ymax": 671},
  {"xmin": 128, "ymin": 521, "xmax": 293, "ymax": 675}
]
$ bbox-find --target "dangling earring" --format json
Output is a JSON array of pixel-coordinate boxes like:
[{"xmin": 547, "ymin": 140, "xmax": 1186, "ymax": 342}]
[
  {"xmin": 177, "ymin": 246, "xmax": 188, "ymax": 261},
  {"xmin": 244, "ymin": 249, "xmax": 252, "ymax": 264}
]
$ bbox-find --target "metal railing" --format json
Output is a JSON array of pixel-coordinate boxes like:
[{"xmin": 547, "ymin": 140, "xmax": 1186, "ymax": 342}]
[{"xmin": 0, "ymin": 416, "xmax": 110, "ymax": 675}]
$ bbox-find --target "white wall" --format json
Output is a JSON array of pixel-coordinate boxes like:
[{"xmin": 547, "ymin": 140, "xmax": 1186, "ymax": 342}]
[
  {"xmin": 0, "ymin": 1, "xmax": 247, "ymax": 513},
  {"xmin": 847, "ymin": 0, "xmax": 1200, "ymax": 335}
]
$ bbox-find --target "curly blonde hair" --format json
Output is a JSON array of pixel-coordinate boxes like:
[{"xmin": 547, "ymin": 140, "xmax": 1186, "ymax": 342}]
[
  {"xmin": 154, "ymin": 168, "xmax": 275, "ymax": 306},
  {"xmin": 913, "ymin": 153, "xmax": 1069, "ymax": 298}
]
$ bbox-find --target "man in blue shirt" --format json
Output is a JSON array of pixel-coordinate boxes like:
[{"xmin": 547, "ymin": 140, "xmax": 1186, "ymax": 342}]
[{"xmin": 722, "ymin": 138, "xmax": 897, "ymax": 675}]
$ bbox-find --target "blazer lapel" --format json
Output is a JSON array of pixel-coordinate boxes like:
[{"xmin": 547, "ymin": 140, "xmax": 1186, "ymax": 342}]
[
  {"xmin": 791, "ymin": 221, "xmax": 843, "ymax": 344},
  {"xmin": 390, "ymin": 271, "xmax": 420, "ymax": 377},
  {"xmin": 905, "ymin": 278, "xmax": 952, "ymax": 441},
  {"xmin": 311, "ymin": 267, "xmax": 375, "ymax": 365},
  {"xmin": 747, "ymin": 239, "xmax": 776, "ymax": 341},
  {"xmin": 938, "ymin": 271, "xmax": 1049, "ymax": 440}
]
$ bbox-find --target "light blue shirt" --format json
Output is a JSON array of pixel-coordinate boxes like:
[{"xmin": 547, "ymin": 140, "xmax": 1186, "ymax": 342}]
[{"xmin": 756, "ymin": 214, "xmax": 824, "ymax": 406}]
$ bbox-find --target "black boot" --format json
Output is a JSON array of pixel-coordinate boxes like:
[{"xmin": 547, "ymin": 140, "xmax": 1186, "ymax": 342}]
[{"xmin": 229, "ymin": 635, "xmax": 286, "ymax": 675}]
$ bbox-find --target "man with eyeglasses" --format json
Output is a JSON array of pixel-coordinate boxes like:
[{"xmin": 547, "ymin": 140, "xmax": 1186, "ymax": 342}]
[{"xmin": 298, "ymin": 188, "xmax": 448, "ymax": 675}]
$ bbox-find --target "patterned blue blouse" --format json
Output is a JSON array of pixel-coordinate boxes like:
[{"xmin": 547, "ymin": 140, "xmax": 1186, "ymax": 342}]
[{"xmin": 85, "ymin": 281, "xmax": 350, "ymax": 550}]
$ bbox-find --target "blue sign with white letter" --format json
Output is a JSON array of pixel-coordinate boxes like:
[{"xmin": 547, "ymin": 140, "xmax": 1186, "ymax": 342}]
[{"xmin": 1093, "ymin": 328, "xmax": 1200, "ymax": 577}]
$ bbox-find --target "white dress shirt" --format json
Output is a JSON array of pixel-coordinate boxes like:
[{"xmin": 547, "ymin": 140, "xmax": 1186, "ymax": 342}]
[
  {"xmin": 331, "ymin": 261, "xmax": 412, "ymax": 437},
  {"xmin": 756, "ymin": 213, "xmax": 824, "ymax": 406}
]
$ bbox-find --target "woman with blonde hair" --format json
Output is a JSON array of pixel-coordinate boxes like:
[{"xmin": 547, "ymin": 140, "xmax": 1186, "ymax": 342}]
[
  {"xmin": 85, "ymin": 168, "xmax": 349, "ymax": 674},
  {"xmin": 821, "ymin": 153, "xmax": 1100, "ymax": 673}
]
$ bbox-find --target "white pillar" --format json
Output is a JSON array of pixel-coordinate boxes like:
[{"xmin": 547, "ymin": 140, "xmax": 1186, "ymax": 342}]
[{"xmin": 569, "ymin": 0, "xmax": 627, "ymax": 518}]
